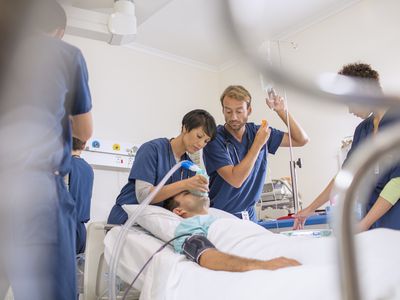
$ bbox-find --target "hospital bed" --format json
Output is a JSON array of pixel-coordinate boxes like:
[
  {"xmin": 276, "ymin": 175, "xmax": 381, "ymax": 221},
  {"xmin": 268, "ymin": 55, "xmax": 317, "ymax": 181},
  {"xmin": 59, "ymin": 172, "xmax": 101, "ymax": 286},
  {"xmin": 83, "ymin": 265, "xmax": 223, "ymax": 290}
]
[
  {"xmin": 259, "ymin": 214, "xmax": 329, "ymax": 233},
  {"xmin": 84, "ymin": 211, "xmax": 400, "ymax": 300},
  {"xmin": 83, "ymin": 222, "xmax": 140, "ymax": 300}
]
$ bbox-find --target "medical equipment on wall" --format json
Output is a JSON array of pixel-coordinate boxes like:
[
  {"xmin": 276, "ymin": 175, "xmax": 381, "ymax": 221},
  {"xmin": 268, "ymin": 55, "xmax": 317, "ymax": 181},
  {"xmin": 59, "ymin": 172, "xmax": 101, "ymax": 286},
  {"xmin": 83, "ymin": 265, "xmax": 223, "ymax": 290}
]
[
  {"xmin": 108, "ymin": 160, "xmax": 200, "ymax": 300},
  {"xmin": 81, "ymin": 138, "xmax": 140, "ymax": 171},
  {"xmin": 256, "ymin": 178, "xmax": 302, "ymax": 220}
]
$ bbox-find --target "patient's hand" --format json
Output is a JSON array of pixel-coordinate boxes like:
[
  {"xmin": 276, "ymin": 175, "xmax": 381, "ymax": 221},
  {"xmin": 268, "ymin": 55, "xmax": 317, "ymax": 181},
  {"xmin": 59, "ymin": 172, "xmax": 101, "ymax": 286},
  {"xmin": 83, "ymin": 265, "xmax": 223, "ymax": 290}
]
[{"xmin": 263, "ymin": 257, "xmax": 301, "ymax": 270}]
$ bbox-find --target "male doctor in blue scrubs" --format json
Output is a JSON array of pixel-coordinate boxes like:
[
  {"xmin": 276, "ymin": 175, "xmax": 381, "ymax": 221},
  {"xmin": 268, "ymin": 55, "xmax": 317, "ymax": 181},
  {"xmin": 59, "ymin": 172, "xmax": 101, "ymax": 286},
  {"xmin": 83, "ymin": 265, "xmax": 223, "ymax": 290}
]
[
  {"xmin": 294, "ymin": 63, "xmax": 400, "ymax": 231},
  {"xmin": 0, "ymin": 1, "xmax": 93, "ymax": 299},
  {"xmin": 203, "ymin": 85, "xmax": 309, "ymax": 221}
]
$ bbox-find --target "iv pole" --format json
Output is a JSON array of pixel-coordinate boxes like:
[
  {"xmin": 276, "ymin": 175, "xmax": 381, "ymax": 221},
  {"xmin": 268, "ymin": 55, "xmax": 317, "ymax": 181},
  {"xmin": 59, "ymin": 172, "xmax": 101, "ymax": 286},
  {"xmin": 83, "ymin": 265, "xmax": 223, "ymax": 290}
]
[{"xmin": 267, "ymin": 40, "xmax": 302, "ymax": 214}]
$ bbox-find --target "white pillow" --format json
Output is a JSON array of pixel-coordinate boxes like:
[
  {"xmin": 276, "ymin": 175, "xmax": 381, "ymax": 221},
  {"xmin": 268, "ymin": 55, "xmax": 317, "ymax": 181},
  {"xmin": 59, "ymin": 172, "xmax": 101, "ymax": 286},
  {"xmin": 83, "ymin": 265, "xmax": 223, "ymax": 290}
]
[
  {"xmin": 122, "ymin": 204, "xmax": 181, "ymax": 242},
  {"xmin": 122, "ymin": 205, "xmax": 238, "ymax": 242}
]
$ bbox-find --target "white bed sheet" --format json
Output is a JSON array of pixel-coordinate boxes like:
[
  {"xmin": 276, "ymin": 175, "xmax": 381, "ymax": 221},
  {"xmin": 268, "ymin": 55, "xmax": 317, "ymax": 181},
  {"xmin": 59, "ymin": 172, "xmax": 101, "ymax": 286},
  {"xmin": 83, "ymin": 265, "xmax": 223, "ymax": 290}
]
[{"xmin": 105, "ymin": 219, "xmax": 400, "ymax": 300}]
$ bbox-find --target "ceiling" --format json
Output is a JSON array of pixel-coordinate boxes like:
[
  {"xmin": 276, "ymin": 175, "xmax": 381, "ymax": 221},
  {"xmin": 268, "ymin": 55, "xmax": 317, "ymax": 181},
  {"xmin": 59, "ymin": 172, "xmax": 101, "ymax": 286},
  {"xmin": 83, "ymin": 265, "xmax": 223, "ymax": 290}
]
[{"xmin": 66, "ymin": 0, "xmax": 360, "ymax": 70}]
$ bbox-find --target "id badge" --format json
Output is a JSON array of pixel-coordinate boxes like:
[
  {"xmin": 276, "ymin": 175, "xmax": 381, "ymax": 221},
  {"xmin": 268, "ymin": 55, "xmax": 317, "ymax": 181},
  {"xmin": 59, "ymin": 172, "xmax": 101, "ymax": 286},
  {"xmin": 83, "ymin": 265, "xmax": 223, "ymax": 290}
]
[{"xmin": 241, "ymin": 211, "xmax": 249, "ymax": 221}]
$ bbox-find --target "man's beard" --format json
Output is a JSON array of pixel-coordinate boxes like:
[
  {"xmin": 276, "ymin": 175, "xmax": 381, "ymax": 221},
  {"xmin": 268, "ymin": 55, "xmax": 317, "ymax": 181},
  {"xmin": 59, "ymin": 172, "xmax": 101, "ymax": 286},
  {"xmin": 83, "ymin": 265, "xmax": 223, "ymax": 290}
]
[{"xmin": 226, "ymin": 121, "xmax": 246, "ymax": 132}]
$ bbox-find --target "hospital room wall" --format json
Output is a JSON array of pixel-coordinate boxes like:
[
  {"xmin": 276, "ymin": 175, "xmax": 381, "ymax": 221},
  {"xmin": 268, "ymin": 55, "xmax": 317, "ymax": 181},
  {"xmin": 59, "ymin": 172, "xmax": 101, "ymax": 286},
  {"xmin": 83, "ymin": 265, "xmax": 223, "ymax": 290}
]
[
  {"xmin": 63, "ymin": 35, "xmax": 221, "ymax": 221},
  {"xmin": 218, "ymin": 0, "xmax": 400, "ymax": 208}
]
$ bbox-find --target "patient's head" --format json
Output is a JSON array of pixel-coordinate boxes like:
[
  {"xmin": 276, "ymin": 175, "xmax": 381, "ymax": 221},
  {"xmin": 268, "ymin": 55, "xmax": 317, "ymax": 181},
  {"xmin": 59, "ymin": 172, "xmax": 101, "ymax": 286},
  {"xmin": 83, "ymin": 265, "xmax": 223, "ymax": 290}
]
[{"xmin": 165, "ymin": 191, "xmax": 210, "ymax": 218}]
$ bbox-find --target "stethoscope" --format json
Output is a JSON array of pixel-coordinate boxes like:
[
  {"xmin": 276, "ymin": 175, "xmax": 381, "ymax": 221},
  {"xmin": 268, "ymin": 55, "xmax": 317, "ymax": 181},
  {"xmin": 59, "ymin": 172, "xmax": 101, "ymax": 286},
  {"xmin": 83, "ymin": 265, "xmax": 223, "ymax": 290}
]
[
  {"xmin": 223, "ymin": 125, "xmax": 252, "ymax": 164},
  {"xmin": 225, "ymin": 140, "xmax": 241, "ymax": 164}
]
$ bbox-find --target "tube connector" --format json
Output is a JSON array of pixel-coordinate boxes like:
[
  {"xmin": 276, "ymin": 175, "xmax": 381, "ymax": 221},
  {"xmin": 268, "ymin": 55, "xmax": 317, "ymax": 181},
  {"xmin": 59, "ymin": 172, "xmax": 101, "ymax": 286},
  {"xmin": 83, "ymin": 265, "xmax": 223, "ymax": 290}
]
[{"xmin": 181, "ymin": 160, "xmax": 202, "ymax": 172}]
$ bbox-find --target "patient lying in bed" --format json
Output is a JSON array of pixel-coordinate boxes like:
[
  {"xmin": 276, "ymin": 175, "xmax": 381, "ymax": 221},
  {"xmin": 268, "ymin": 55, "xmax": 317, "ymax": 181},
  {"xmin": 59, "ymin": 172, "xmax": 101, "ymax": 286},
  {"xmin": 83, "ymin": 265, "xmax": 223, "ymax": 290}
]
[
  {"xmin": 164, "ymin": 191, "xmax": 301, "ymax": 272},
  {"xmin": 104, "ymin": 195, "xmax": 400, "ymax": 300}
]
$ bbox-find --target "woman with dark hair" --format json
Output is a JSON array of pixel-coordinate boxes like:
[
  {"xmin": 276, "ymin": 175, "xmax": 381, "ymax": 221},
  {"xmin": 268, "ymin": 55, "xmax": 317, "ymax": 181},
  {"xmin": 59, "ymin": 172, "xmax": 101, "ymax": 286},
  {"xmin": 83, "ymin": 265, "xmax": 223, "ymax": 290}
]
[
  {"xmin": 294, "ymin": 63, "xmax": 400, "ymax": 231},
  {"xmin": 107, "ymin": 109, "xmax": 217, "ymax": 225}
]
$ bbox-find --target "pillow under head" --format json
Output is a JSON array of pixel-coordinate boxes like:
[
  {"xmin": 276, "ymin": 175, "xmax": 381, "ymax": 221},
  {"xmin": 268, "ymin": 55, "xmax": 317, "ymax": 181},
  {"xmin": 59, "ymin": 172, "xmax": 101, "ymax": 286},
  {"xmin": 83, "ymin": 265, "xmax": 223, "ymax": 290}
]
[{"xmin": 122, "ymin": 204, "xmax": 237, "ymax": 242}]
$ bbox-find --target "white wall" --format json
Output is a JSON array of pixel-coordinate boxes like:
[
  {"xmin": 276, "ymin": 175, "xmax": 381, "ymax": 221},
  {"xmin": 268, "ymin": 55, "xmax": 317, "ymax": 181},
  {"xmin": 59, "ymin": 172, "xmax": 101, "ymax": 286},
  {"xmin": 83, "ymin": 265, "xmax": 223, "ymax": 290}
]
[
  {"xmin": 219, "ymin": 0, "xmax": 400, "ymax": 207},
  {"xmin": 65, "ymin": 0, "xmax": 400, "ymax": 220},
  {"xmin": 64, "ymin": 35, "xmax": 220, "ymax": 221}
]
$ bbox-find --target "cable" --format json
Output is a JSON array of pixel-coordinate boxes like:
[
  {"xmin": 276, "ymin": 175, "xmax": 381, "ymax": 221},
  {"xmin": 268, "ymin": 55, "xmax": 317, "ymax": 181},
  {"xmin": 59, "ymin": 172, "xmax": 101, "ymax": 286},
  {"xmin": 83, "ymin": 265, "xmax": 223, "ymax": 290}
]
[
  {"xmin": 267, "ymin": 165, "xmax": 279, "ymax": 231},
  {"xmin": 121, "ymin": 233, "xmax": 191, "ymax": 300}
]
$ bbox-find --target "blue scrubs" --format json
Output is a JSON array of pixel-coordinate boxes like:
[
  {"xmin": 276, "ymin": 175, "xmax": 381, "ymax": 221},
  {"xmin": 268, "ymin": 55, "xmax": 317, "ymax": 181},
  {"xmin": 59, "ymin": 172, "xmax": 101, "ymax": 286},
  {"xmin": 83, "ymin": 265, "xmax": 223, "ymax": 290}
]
[
  {"xmin": 203, "ymin": 123, "xmax": 284, "ymax": 221},
  {"xmin": 0, "ymin": 35, "xmax": 92, "ymax": 300},
  {"xmin": 108, "ymin": 138, "xmax": 195, "ymax": 225},
  {"xmin": 69, "ymin": 156, "xmax": 94, "ymax": 254},
  {"xmin": 343, "ymin": 111, "xmax": 400, "ymax": 229}
]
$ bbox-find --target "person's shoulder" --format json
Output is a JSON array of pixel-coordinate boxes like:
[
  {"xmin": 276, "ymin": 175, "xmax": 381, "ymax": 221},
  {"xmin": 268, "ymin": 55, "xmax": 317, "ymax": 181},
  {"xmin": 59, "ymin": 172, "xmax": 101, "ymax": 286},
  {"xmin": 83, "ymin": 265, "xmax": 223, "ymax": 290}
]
[
  {"xmin": 211, "ymin": 125, "xmax": 224, "ymax": 137},
  {"xmin": 382, "ymin": 109, "xmax": 400, "ymax": 125},
  {"xmin": 57, "ymin": 39, "xmax": 80, "ymax": 53},
  {"xmin": 215, "ymin": 125, "xmax": 226, "ymax": 139},
  {"xmin": 247, "ymin": 122, "xmax": 277, "ymax": 131},
  {"xmin": 148, "ymin": 137, "xmax": 169, "ymax": 146},
  {"xmin": 205, "ymin": 125, "xmax": 225, "ymax": 149},
  {"xmin": 72, "ymin": 156, "xmax": 91, "ymax": 167},
  {"xmin": 71, "ymin": 156, "xmax": 93, "ymax": 175},
  {"xmin": 80, "ymin": 157, "xmax": 93, "ymax": 169},
  {"xmin": 41, "ymin": 35, "xmax": 82, "ymax": 58},
  {"xmin": 246, "ymin": 122, "xmax": 258, "ymax": 129},
  {"xmin": 355, "ymin": 115, "xmax": 373, "ymax": 132},
  {"xmin": 246, "ymin": 122, "xmax": 261, "ymax": 133},
  {"xmin": 140, "ymin": 138, "xmax": 169, "ymax": 152}
]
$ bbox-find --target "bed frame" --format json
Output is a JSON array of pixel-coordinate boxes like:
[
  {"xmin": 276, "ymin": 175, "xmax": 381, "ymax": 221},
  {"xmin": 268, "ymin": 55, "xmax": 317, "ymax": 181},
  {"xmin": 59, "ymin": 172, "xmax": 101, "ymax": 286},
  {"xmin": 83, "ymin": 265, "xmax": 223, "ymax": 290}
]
[{"xmin": 83, "ymin": 222, "xmax": 140, "ymax": 300}]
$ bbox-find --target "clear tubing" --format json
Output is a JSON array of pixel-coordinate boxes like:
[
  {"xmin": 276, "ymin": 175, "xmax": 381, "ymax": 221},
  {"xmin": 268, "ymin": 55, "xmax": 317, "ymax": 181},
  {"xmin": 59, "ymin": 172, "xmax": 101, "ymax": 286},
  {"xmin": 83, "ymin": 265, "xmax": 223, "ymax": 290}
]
[{"xmin": 108, "ymin": 160, "xmax": 191, "ymax": 300}]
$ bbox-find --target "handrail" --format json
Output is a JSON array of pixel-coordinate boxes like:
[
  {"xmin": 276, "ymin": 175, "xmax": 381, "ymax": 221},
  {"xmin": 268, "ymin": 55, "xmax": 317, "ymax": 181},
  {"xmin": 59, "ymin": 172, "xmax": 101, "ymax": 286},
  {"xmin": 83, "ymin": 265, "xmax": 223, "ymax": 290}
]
[{"xmin": 333, "ymin": 123, "xmax": 400, "ymax": 300}]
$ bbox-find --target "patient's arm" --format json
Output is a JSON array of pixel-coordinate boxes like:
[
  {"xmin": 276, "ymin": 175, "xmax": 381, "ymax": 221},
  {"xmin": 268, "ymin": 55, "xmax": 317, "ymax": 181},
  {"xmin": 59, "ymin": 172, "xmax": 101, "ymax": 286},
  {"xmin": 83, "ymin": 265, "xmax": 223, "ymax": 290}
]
[
  {"xmin": 199, "ymin": 249, "xmax": 301, "ymax": 272},
  {"xmin": 181, "ymin": 234, "xmax": 300, "ymax": 272}
]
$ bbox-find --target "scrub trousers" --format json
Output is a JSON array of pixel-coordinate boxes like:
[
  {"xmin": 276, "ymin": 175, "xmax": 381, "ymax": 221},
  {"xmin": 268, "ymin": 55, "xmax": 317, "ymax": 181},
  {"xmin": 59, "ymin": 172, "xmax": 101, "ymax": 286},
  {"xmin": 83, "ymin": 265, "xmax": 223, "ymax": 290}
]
[
  {"xmin": 76, "ymin": 222, "xmax": 87, "ymax": 254},
  {"xmin": 0, "ymin": 171, "xmax": 77, "ymax": 300}
]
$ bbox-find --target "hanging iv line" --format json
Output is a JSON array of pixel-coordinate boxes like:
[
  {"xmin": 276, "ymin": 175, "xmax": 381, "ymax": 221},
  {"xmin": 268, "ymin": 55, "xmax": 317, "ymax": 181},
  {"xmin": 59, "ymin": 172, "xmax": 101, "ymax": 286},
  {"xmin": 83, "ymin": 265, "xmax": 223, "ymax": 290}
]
[{"xmin": 261, "ymin": 39, "xmax": 302, "ymax": 214}]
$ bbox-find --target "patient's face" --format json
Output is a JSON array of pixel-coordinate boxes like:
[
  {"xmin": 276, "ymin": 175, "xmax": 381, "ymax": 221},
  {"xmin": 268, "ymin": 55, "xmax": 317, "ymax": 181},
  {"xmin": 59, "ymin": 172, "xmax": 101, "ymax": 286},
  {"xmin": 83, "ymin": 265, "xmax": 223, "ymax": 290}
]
[{"xmin": 174, "ymin": 191, "xmax": 210, "ymax": 214}]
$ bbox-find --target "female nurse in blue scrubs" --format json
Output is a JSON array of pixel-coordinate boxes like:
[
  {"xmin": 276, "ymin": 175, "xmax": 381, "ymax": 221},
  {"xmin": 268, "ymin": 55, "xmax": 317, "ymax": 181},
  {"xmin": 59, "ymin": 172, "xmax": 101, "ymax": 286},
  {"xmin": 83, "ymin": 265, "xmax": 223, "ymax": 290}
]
[
  {"xmin": 107, "ymin": 109, "xmax": 217, "ymax": 225},
  {"xmin": 294, "ymin": 63, "xmax": 400, "ymax": 231}
]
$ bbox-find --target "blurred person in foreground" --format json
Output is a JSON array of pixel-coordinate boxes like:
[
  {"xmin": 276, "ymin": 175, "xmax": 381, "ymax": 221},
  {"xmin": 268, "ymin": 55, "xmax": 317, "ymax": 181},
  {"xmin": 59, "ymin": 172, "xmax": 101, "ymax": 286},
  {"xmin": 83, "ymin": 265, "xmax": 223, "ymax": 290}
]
[{"xmin": 0, "ymin": 0, "xmax": 93, "ymax": 299}]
